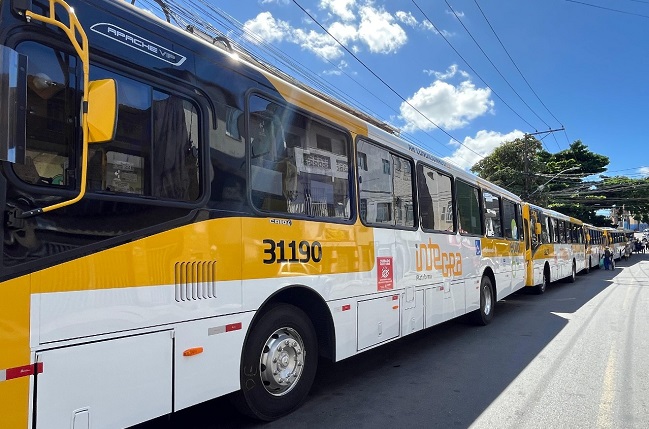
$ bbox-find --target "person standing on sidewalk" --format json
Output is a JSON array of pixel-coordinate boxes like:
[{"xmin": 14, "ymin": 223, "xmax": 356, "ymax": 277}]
[{"xmin": 604, "ymin": 246, "xmax": 612, "ymax": 270}]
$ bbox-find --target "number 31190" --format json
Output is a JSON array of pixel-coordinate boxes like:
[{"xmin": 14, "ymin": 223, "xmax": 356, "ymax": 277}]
[{"xmin": 262, "ymin": 239, "xmax": 322, "ymax": 264}]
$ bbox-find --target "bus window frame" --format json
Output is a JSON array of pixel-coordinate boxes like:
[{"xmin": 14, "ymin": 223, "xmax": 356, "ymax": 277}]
[
  {"xmin": 416, "ymin": 161, "xmax": 455, "ymax": 234},
  {"xmin": 356, "ymin": 136, "xmax": 416, "ymax": 231},
  {"xmin": 245, "ymin": 90, "xmax": 356, "ymax": 224}
]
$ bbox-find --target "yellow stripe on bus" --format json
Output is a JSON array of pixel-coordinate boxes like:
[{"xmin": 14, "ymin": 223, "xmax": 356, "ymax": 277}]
[
  {"xmin": 0, "ymin": 275, "xmax": 31, "ymax": 429},
  {"xmin": 32, "ymin": 217, "xmax": 376, "ymax": 294}
]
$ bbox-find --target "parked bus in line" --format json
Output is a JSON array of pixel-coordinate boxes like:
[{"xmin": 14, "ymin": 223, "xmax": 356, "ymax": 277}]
[
  {"xmin": 0, "ymin": 1, "xmax": 532, "ymax": 427},
  {"xmin": 602, "ymin": 227, "xmax": 630, "ymax": 261},
  {"xmin": 523, "ymin": 203, "xmax": 586, "ymax": 294},
  {"xmin": 584, "ymin": 223, "xmax": 605, "ymax": 272}
]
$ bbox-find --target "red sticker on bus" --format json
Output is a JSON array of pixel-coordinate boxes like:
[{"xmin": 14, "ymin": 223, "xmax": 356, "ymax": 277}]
[{"xmin": 377, "ymin": 257, "xmax": 394, "ymax": 291}]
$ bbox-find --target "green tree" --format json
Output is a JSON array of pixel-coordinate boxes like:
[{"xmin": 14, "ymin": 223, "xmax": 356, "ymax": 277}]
[
  {"xmin": 553, "ymin": 175, "xmax": 649, "ymax": 228},
  {"xmin": 472, "ymin": 137, "xmax": 612, "ymax": 222},
  {"xmin": 470, "ymin": 134, "xmax": 544, "ymax": 199}
]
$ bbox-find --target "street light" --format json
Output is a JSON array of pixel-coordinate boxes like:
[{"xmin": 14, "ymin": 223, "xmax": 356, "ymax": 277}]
[{"xmin": 529, "ymin": 166, "xmax": 580, "ymax": 196}]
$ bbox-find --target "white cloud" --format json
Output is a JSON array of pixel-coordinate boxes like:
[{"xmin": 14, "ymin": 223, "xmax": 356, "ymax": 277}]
[
  {"xmin": 323, "ymin": 59, "xmax": 352, "ymax": 76},
  {"xmin": 328, "ymin": 21, "xmax": 358, "ymax": 45},
  {"xmin": 396, "ymin": 11, "xmax": 418, "ymax": 27},
  {"xmin": 443, "ymin": 129, "xmax": 525, "ymax": 171},
  {"xmin": 422, "ymin": 20, "xmax": 453, "ymax": 37},
  {"xmin": 639, "ymin": 167, "xmax": 649, "ymax": 177},
  {"xmin": 293, "ymin": 27, "xmax": 345, "ymax": 60},
  {"xmin": 320, "ymin": 0, "xmax": 357, "ymax": 22},
  {"xmin": 242, "ymin": 12, "xmax": 291, "ymax": 43},
  {"xmin": 446, "ymin": 9, "xmax": 465, "ymax": 18},
  {"xmin": 400, "ymin": 79, "xmax": 494, "ymax": 131},
  {"xmin": 357, "ymin": 5, "xmax": 407, "ymax": 53},
  {"xmin": 244, "ymin": 3, "xmax": 408, "ymax": 64},
  {"xmin": 424, "ymin": 64, "xmax": 469, "ymax": 80}
]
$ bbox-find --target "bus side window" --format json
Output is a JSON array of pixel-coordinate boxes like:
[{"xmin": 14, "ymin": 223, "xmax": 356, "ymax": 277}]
[
  {"xmin": 248, "ymin": 94, "xmax": 352, "ymax": 219},
  {"xmin": 455, "ymin": 180, "xmax": 482, "ymax": 236},
  {"xmin": 85, "ymin": 68, "xmax": 201, "ymax": 202},
  {"xmin": 416, "ymin": 164, "xmax": 454, "ymax": 233}
]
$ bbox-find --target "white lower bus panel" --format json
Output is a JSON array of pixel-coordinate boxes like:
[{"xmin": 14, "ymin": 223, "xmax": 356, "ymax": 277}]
[
  {"xmin": 35, "ymin": 330, "xmax": 173, "ymax": 429},
  {"xmin": 357, "ymin": 294, "xmax": 400, "ymax": 350}
]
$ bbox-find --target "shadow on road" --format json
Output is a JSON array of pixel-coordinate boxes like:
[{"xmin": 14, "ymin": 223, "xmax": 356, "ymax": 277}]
[{"xmin": 134, "ymin": 254, "xmax": 647, "ymax": 429}]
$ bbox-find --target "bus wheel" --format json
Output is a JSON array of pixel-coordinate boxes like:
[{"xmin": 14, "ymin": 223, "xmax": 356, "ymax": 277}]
[
  {"xmin": 233, "ymin": 304, "xmax": 318, "ymax": 421},
  {"xmin": 471, "ymin": 276, "xmax": 495, "ymax": 325},
  {"xmin": 568, "ymin": 262, "xmax": 576, "ymax": 283},
  {"xmin": 534, "ymin": 271, "xmax": 549, "ymax": 295}
]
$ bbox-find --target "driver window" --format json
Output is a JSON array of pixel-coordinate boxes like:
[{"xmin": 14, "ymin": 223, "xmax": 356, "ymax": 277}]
[{"xmin": 14, "ymin": 41, "xmax": 77, "ymax": 187}]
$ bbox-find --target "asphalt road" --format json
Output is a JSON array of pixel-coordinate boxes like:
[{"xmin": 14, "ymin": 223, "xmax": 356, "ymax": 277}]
[{"xmin": 135, "ymin": 253, "xmax": 649, "ymax": 429}]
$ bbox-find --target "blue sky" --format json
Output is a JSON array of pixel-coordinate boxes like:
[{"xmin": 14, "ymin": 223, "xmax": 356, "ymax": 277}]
[{"xmin": 143, "ymin": 0, "xmax": 649, "ymax": 178}]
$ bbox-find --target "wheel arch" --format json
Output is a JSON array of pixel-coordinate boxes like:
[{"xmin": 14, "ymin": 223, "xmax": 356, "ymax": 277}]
[
  {"xmin": 246, "ymin": 285, "xmax": 335, "ymax": 362},
  {"xmin": 482, "ymin": 266, "xmax": 497, "ymax": 302}
]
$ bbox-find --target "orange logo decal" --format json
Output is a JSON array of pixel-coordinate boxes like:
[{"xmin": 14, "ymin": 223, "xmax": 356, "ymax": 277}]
[{"xmin": 415, "ymin": 239, "xmax": 462, "ymax": 277}]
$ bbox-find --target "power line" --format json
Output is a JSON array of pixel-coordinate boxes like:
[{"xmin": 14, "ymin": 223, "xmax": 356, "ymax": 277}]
[
  {"xmin": 411, "ymin": 0, "xmax": 538, "ymax": 132},
  {"xmin": 200, "ymin": 0, "xmax": 465, "ymax": 161},
  {"xmin": 565, "ymin": 0, "xmax": 649, "ymax": 18},
  {"xmin": 472, "ymin": 0, "xmax": 568, "ymax": 148},
  {"xmin": 139, "ymin": 0, "xmax": 481, "ymax": 167},
  {"xmin": 445, "ymin": 1, "xmax": 552, "ymax": 133},
  {"xmin": 290, "ymin": 0, "xmax": 486, "ymax": 159}
]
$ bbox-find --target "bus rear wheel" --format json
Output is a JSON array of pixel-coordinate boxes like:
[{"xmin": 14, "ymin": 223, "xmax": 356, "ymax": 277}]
[
  {"xmin": 233, "ymin": 304, "xmax": 318, "ymax": 421},
  {"xmin": 568, "ymin": 262, "xmax": 576, "ymax": 283},
  {"xmin": 533, "ymin": 270, "xmax": 549, "ymax": 295},
  {"xmin": 471, "ymin": 276, "xmax": 495, "ymax": 325}
]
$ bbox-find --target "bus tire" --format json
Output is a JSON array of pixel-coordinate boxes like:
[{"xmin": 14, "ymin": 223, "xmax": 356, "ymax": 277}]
[
  {"xmin": 533, "ymin": 270, "xmax": 549, "ymax": 295},
  {"xmin": 471, "ymin": 276, "xmax": 495, "ymax": 325},
  {"xmin": 233, "ymin": 303, "xmax": 318, "ymax": 421},
  {"xmin": 568, "ymin": 262, "xmax": 576, "ymax": 283}
]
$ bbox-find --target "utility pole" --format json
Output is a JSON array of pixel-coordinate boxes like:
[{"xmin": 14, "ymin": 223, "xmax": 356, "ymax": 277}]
[
  {"xmin": 521, "ymin": 127, "xmax": 565, "ymax": 201},
  {"xmin": 522, "ymin": 134, "xmax": 529, "ymax": 200}
]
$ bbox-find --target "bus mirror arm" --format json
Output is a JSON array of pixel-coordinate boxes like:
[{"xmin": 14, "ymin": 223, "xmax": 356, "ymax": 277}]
[{"xmin": 16, "ymin": 207, "xmax": 43, "ymax": 219}]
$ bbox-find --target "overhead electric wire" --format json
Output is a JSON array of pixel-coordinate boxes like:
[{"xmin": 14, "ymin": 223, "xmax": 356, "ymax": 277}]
[
  {"xmin": 192, "ymin": 0, "xmax": 462, "ymax": 160},
  {"xmin": 142, "ymin": 0, "xmax": 373, "ymax": 120},
  {"xmin": 188, "ymin": 0, "xmax": 455, "ymax": 160},
  {"xmin": 472, "ymin": 0, "xmax": 569, "ymax": 148},
  {"xmin": 565, "ymin": 0, "xmax": 649, "ymax": 18},
  {"xmin": 411, "ymin": 0, "xmax": 538, "ymax": 133},
  {"xmin": 445, "ymin": 1, "xmax": 553, "ymax": 133},
  {"xmin": 138, "ymin": 0, "xmax": 467, "ymax": 163},
  {"xmin": 290, "ymin": 0, "xmax": 486, "ymax": 160}
]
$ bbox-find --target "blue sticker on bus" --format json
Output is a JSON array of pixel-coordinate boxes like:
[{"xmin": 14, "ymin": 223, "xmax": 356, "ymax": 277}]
[{"xmin": 475, "ymin": 240, "xmax": 481, "ymax": 255}]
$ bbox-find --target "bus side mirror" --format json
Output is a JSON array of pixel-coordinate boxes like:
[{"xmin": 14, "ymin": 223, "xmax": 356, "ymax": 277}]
[
  {"xmin": 535, "ymin": 223, "xmax": 542, "ymax": 236},
  {"xmin": 87, "ymin": 78, "xmax": 117, "ymax": 143}
]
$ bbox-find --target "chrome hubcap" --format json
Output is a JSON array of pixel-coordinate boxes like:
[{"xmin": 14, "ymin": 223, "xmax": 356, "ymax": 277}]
[
  {"xmin": 259, "ymin": 327, "xmax": 305, "ymax": 396},
  {"xmin": 483, "ymin": 283, "xmax": 492, "ymax": 315}
]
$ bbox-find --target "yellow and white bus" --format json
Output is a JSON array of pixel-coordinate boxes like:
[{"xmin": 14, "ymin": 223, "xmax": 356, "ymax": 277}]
[
  {"xmin": 602, "ymin": 227, "xmax": 629, "ymax": 261},
  {"xmin": 0, "ymin": 1, "xmax": 533, "ymax": 427},
  {"xmin": 584, "ymin": 223, "xmax": 605, "ymax": 272},
  {"xmin": 523, "ymin": 203, "xmax": 586, "ymax": 294}
]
